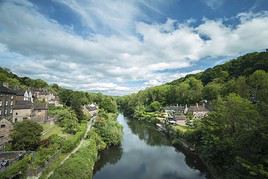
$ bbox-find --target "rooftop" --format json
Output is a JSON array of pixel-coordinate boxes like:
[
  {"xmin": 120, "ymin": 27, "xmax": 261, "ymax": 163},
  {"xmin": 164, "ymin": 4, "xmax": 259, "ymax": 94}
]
[
  {"xmin": 14, "ymin": 100, "xmax": 33, "ymax": 109},
  {"xmin": 0, "ymin": 85, "xmax": 16, "ymax": 95}
]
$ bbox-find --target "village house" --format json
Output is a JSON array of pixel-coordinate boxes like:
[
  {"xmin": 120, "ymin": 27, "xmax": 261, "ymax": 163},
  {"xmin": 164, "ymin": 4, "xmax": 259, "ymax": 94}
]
[
  {"xmin": 164, "ymin": 102, "xmax": 209, "ymax": 126},
  {"xmin": 15, "ymin": 90, "xmax": 33, "ymax": 103},
  {"xmin": 32, "ymin": 103, "xmax": 48, "ymax": 123},
  {"xmin": 12, "ymin": 101, "xmax": 33, "ymax": 123},
  {"xmin": 185, "ymin": 103, "xmax": 209, "ymax": 119},
  {"xmin": 32, "ymin": 89, "xmax": 49, "ymax": 102},
  {"xmin": 85, "ymin": 103, "xmax": 98, "ymax": 116},
  {"xmin": 0, "ymin": 85, "xmax": 15, "ymax": 150},
  {"xmin": 0, "ymin": 85, "xmax": 16, "ymax": 120}
]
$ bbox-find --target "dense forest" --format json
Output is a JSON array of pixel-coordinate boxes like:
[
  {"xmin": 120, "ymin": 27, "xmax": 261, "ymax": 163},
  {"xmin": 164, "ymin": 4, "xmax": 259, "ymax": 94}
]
[{"xmin": 118, "ymin": 51, "xmax": 268, "ymax": 178}]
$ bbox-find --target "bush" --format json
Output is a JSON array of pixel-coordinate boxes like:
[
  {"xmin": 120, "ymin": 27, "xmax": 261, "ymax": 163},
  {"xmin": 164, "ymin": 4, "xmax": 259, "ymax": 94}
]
[
  {"xmin": 94, "ymin": 113, "xmax": 123, "ymax": 146},
  {"xmin": 62, "ymin": 123, "xmax": 87, "ymax": 153},
  {"xmin": 50, "ymin": 139, "xmax": 98, "ymax": 179}
]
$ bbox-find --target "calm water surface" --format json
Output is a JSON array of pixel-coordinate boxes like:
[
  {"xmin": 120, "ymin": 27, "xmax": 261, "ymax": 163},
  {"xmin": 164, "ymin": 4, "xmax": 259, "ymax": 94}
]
[{"xmin": 93, "ymin": 114, "xmax": 211, "ymax": 179}]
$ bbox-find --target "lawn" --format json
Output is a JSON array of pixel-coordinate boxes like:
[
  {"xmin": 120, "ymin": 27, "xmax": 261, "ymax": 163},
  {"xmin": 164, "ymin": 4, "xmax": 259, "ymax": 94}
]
[{"xmin": 41, "ymin": 123, "xmax": 70, "ymax": 140}]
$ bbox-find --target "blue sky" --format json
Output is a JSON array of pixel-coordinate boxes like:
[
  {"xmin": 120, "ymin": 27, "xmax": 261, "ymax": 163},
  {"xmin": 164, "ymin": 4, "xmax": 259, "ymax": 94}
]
[{"xmin": 0, "ymin": 0, "xmax": 268, "ymax": 95}]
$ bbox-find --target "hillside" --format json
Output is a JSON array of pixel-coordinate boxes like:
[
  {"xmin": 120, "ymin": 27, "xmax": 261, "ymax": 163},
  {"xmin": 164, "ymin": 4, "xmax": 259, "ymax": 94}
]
[
  {"xmin": 118, "ymin": 51, "xmax": 268, "ymax": 179},
  {"xmin": 170, "ymin": 51, "xmax": 268, "ymax": 85}
]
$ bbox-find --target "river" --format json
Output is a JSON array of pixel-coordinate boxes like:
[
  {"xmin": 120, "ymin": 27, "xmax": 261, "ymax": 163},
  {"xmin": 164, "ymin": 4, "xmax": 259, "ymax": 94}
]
[{"xmin": 93, "ymin": 114, "xmax": 211, "ymax": 179}]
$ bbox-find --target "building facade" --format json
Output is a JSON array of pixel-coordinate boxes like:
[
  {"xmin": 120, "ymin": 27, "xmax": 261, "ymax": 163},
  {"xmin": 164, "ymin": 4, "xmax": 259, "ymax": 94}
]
[
  {"xmin": 0, "ymin": 86, "xmax": 16, "ymax": 120},
  {"xmin": 12, "ymin": 101, "xmax": 33, "ymax": 122},
  {"xmin": 32, "ymin": 103, "xmax": 48, "ymax": 123},
  {"xmin": 0, "ymin": 119, "xmax": 13, "ymax": 150}
]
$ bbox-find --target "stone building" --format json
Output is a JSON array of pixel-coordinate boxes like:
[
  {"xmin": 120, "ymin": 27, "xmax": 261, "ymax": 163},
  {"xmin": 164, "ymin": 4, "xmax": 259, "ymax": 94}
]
[
  {"xmin": 12, "ymin": 101, "xmax": 33, "ymax": 123},
  {"xmin": 32, "ymin": 103, "xmax": 48, "ymax": 123},
  {"xmin": 186, "ymin": 103, "xmax": 209, "ymax": 119},
  {"xmin": 0, "ymin": 119, "xmax": 13, "ymax": 150},
  {"xmin": 15, "ymin": 90, "xmax": 33, "ymax": 103},
  {"xmin": 0, "ymin": 85, "xmax": 16, "ymax": 120}
]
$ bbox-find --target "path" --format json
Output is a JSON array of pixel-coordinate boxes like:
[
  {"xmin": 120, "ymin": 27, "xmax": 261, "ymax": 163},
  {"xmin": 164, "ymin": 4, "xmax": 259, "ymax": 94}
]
[{"xmin": 31, "ymin": 116, "xmax": 96, "ymax": 179}]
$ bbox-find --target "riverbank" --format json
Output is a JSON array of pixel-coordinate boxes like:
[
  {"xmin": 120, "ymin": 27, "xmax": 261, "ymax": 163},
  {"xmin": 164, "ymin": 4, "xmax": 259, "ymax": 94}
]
[
  {"xmin": 48, "ymin": 110, "xmax": 123, "ymax": 179},
  {"xmin": 93, "ymin": 114, "xmax": 210, "ymax": 179}
]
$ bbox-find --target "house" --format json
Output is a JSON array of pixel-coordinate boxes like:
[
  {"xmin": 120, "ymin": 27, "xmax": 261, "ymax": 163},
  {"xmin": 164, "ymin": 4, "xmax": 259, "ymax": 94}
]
[
  {"xmin": 85, "ymin": 103, "xmax": 98, "ymax": 116},
  {"xmin": 48, "ymin": 95, "xmax": 62, "ymax": 107},
  {"xmin": 174, "ymin": 114, "xmax": 187, "ymax": 125},
  {"xmin": 32, "ymin": 103, "xmax": 48, "ymax": 123},
  {"xmin": 0, "ymin": 119, "xmax": 13, "ymax": 150},
  {"xmin": 0, "ymin": 85, "xmax": 16, "ymax": 120},
  {"xmin": 15, "ymin": 90, "xmax": 33, "ymax": 103},
  {"xmin": 164, "ymin": 104, "xmax": 185, "ymax": 114},
  {"xmin": 187, "ymin": 103, "xmax": 209, "ymax": 119},
  {"xmin": 32, "ymin": 89, "xmax": 49, "ymax": 102},
  {"xmin": 12, "ymin": 101, "xmax": 33, "ymax": 122}
]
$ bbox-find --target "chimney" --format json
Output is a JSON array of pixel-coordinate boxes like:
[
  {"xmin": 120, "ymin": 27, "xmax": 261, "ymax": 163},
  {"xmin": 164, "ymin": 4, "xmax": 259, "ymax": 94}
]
[
  {"xmin": 203, "ymin": 102, "xmax": 205, "ymax": 108},
  {"xmin": 196, "ymin": 103, "xmax": 199, "ymax": 109}
]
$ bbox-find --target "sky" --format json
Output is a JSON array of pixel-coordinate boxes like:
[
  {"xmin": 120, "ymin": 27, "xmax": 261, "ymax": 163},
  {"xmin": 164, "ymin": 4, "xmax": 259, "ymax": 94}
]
[{"xmin": 0, "ymin": 0, "xmax": 268, "ymax": 95}]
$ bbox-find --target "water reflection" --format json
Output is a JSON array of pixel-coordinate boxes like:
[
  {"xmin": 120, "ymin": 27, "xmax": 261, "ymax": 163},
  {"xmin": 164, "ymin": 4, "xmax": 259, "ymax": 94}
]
[
  {"xmin": 93, "ymin": 114, "xmax": 211, "ymax": 179},
  {"xmin": 94, "ymin": 146, "xmax": 123, "ymax": 173},
  {"xmin": 127, "ymin": 118, "xmax": 170, "ymax": 146}
]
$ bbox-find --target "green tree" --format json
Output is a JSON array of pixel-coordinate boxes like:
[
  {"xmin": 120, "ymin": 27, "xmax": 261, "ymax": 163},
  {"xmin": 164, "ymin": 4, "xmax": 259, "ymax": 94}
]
[
  {"xmin": 202, "ymin": 82, "xmax": 222, "ymax": 101},
  {"xmin": 99, "ymin": 96, "xmax": 117, "ymax": 113},
  {"xmin": 249, "ymin": 70, "xmax": 268, "ymax": 104},
  {"xmin": 11, "ymin": 121, "xmax": 43, "ymax": 151},
  {"xmin": 147, "ymin": 101, "xmax": 161, "ymax": 112}
]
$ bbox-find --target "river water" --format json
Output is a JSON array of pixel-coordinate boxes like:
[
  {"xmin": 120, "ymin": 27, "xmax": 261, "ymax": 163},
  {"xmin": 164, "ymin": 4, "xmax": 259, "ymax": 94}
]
[{"xmin": 93, "ymin": 114, "xmax": 211, "ymax": 179}]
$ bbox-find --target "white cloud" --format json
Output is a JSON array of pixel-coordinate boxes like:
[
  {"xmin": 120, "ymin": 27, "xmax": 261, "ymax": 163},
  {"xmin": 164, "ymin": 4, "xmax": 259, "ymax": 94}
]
[{"xmin": 0, "ymin": 1, "xmax": 268, "ymax": 95}]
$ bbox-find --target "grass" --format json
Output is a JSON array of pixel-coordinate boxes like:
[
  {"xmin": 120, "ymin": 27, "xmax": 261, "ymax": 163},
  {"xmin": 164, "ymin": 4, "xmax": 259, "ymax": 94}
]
[
  {"xmin": 41, "ymin": 123, "xmax": 70, "ymax": 140},
  {"xmin": 39, "ymin": 153, "xmax": 68, "ymax": 179},
  {"xmin": 173, "ymin": 124, "xmax": 190, "ymax": 133}
]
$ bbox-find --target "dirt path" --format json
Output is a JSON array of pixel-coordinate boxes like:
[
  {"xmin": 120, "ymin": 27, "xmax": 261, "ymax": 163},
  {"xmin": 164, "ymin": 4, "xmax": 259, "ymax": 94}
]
[{"xmin": 42, "ymin": 116, "xmax": 95, "ymax": 179}]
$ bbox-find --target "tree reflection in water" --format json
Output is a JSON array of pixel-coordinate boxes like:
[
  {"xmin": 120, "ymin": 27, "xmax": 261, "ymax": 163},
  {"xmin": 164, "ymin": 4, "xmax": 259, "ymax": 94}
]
[
  {"xmin": 93, "ymin": 145, "xmax": 123, "ymax": 174},
  {"xmin": 126, "ymin": 118, "xmax": 170, "ymax": 146}
]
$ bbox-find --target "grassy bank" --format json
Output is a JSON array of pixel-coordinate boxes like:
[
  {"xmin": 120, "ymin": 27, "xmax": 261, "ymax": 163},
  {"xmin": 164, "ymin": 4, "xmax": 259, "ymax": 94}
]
[{"xmin": 48, "ymin": 110, "xmax": 123, "ymax": 179}]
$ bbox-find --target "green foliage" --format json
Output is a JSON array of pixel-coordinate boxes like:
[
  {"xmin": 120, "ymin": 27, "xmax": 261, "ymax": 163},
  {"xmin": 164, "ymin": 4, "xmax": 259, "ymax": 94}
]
[
  {"xmin": 0, "ymin": 155, "xmax": 31, "ymax": 179},
  {"xmin": 49, "ymin": 106, "xmax": 79, "ymax": 134},
  {"xmin": 193, "ymin": 94, "xmax": 267, "ymax": 178},
  {"xmin": 50, "ymin": 139, "xmax": 98, "ymax": 179},
  {"xmin": 11, "ymin": 120, "xmax": 43, "ymax": 151},
  {"xmin": 202, "ymin": 82, "xmax": 222, "ymax": 101},
  {"xmin": 147, "ymin": 101, "xmax": 161, "ymax": 112},
  {"xmin": 62, "ymin": 123, "xmax": 87, "ymax": 153},
  {"xmin": 94, "ymin": 111, "xmax": 123, "ymax": 146},
  {"xmin": 99, "ymin": 96, "xmax": 118, "ymax": 113}
]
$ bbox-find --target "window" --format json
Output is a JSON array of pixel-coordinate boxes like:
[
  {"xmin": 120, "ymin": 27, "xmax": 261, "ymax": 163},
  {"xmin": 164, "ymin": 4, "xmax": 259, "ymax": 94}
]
[
  {"xmin": 5, "ymin": 101, "xmax": 8, "ymax": 106},
  {"xmin": 11, "ymin": 101, "xmax": 13, "ymax": 106},
  {"xmin": 4, "ymin": 110, "xmax": 7, "ymax": 115},
  {"xmin": 11, "ymin": 96, "xmax": 13, "ymax": 99},
  {"xmin": 0, "ymin": 110, "xmax": 1, "ymax": 115},
  {"xmin": 1, "ymin": 124, "xmax": 5, "ymax": 128},
  {"xmin": 0, "ymin": 101, "xmax": 2, "ymax": 107},
  {"xmin": 16, "ymin": 112, "xmax": 18, "ymax": 115},
  {"xmin": 14, "ymin": 118, "xmax": 18, "ymax": 122},
  {"xmin": 10, "ymin": 109, "xmax": 12, "ymax": 114}
]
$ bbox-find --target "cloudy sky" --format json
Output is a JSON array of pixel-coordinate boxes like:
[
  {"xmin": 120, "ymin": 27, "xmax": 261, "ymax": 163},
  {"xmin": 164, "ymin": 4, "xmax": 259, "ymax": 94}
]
[{"xmin": 0, "ymin": 0, "xmax": 268, "ymax": 95}]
